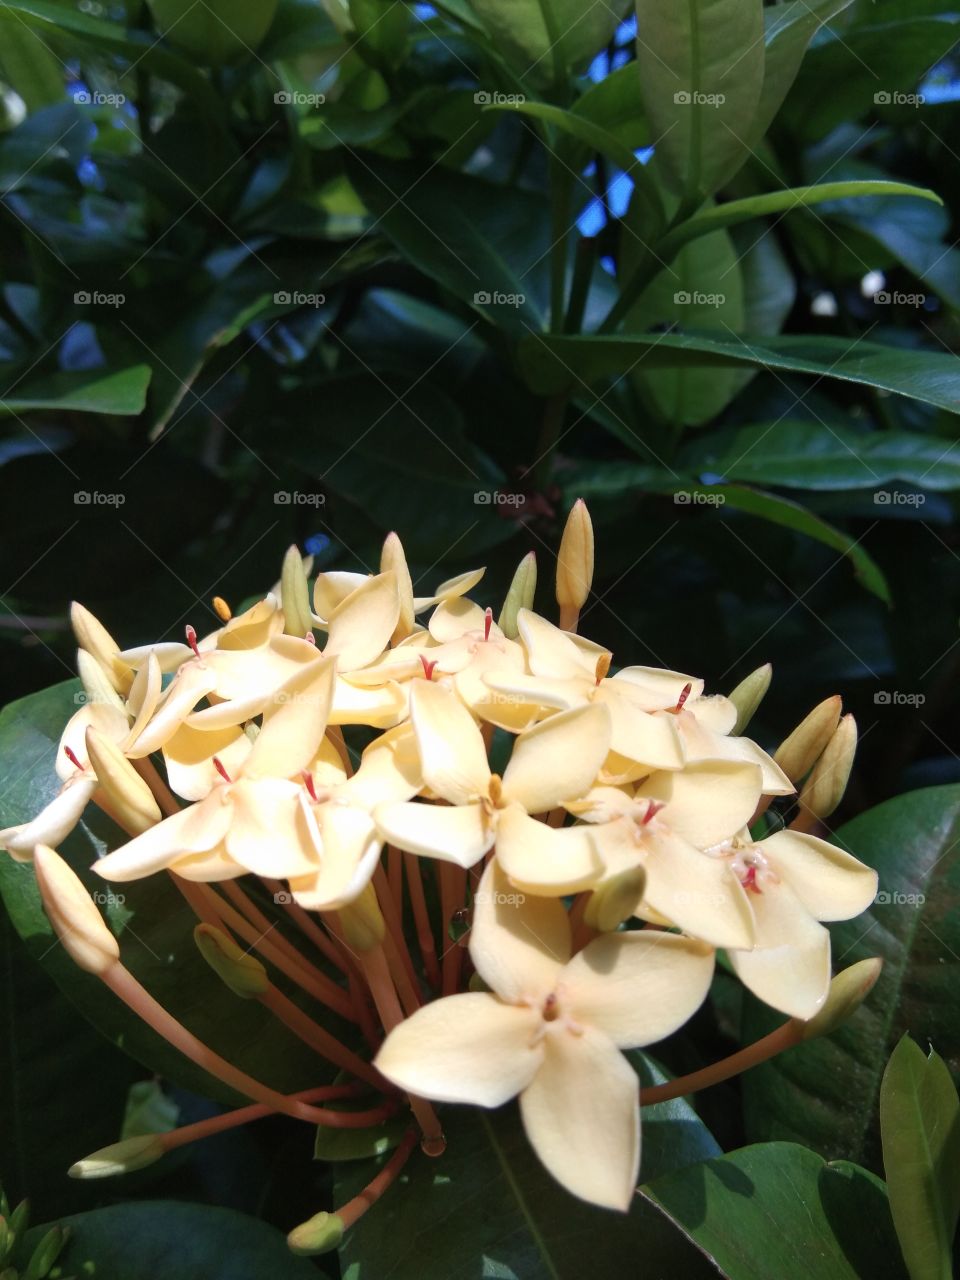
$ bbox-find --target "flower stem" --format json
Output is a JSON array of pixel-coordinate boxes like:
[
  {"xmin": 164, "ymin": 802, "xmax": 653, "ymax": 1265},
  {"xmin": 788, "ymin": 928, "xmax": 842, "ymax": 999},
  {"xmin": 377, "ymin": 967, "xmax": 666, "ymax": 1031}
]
[
  {"xmin": 639, "ymin": 1019, "xmax": 804, "ymax": 1106},
  {"xmin": 403, "ymin": 852, "xmax": 441, "ymax": 990},
  {"xmin": 334, "ymin": 1128, "xmax": 419, "ymax": 1229},
  {"xmin": 259, "ymin": 985, "xmax": 387, "ymax": 1091}
]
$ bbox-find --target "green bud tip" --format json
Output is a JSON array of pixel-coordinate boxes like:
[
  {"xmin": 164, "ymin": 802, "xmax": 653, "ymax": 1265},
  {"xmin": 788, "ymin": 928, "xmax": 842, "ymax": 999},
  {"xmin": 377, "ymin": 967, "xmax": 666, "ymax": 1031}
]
[
  {"xmin": 498, "ymin": 551, "xmax": 537, "ymax": 640},
  {"xmin": 287, "ymin": 1211, "xmax": 345, "ymax": 1256},
  {"xmin": 281, "ymin": 544, "xmax": 313, "ymax": 639},
  {"xmin": 194, "ymin": 923, "xmax": 270, "ymax": 998},
  {"xmin": 68, "ymin": 1134, "xmax": 166, "ymax": 1180},
  {"xmin": 798, "ymin": 957, "xmax": 883, "ymax": 1041},
  {"xmin": 728, "ymin": 663, "xmax": 772, "ymax": 735},
  {"xmin": 584, "ymin": 867, "xmax": 646, "ymax": 933}
]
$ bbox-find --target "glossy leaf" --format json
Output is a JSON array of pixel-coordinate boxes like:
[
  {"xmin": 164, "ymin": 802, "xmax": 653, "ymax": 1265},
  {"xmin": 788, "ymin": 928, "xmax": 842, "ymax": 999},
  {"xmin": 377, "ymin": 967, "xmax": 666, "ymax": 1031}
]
[
  {"xmin": 880, "ymin": 1036, "xmax": 960, "ymax": 1280},
  {"xmin": 465, "ymin": 0, "xmax": 626, "ymax": 85},
  {"xmin": 0, "ymin": 366, "xmax": 152, "ymax": 417},
  {"xmin": 0, "ymin": 14, "xmax": 64, "ymax": 111}
]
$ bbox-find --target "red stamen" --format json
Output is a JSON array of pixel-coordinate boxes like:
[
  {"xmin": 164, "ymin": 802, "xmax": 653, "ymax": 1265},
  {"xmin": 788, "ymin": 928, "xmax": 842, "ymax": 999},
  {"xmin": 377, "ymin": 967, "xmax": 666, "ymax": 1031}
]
[
  {"xmin": 419, "ymin": 655, "xmax": 438, "ymax": 681},
  {"xmin": 185, "ymin": 624, "xmax": 201, "ymax": 659},
  {"xmin": 63, "ymin": 745, "xmax": 85, "ymax": 772},
  {"xmin": 642, "ymin": 800, "xmax": 666, "ymax": 825},
  {"xmin": 483, "ymin": 607, "xmax": 493, "ymax": 641},
  {"xmin": 542, "ymin": 992, "xmax": 560, "ymax": 1021},
  {"xmin": 302, "ymin": 771, "xmax": 319, "ymax": 803},
  {"xmin": 674, "ymin": 681, "xmax": 693, "ymax": 713},
  {"xmin": 740, "ymin": 866, "xmax": 762, "ymax": 894},
  {"xmin": 305, "ymin": 631, "xmax": 316, "ymax": 645},
  {"xmin": 213, "ymin": 756, "xmax": 232, "ymax": 784}
]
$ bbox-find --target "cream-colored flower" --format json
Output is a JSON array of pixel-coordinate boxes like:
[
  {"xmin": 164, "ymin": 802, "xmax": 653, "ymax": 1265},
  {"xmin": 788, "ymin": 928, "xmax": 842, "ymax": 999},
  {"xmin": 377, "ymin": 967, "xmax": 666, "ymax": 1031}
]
[
  {"xmin": 375, "ymin": 678, "xmax": 610, "ymax": 893},
  {"xmin": 375, "ymin": 860, "xmax": 714, "ymax": 1210}
]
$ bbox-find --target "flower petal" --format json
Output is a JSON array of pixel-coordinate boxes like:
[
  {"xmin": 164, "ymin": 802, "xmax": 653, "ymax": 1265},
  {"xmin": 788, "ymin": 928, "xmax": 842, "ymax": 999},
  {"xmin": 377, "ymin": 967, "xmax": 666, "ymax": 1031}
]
[
  {"xmin": 518, "ymin": 609, "xmax": 598, "ymax": 680},
  {"xmin": 129, "ymin": 664, "xmax": 217, "ymax": 756},
  {"xmin": 495, "ymin": 804, "xmax": 602, "ymax": 895},
  {"xmin": 374, "ymin": 992, "xmax": 542, "ymax": 1107},
  {"xmin": 427, "ymin": 596, "xmax": 489, "ymax": 643},
  {"xmin": 564, "ymin": 928, "xmax": 715, "ymax": 1048},
  {"xmin": 636, "ymin": 761, "xmax": 763, "ymax": 848},
  {"xmin": 598, "ymin": 688, "xmax": 685, "ymax": 771},
  {"xmin": 0, "ymin": 776, "xmax": 98, "ymax": 860},
  {"xmin": 340, "ymin": 724, "xmax": 422, "ymax": 809},
  {"xmin": 162, "ymin": 722, "xmax": 252, "ymax": 803},
  {"xmin": 374, "ymin": 799, "xmax": 494, "ymax": 868},
  {"xmin": 94, "ymin": 796, "xmax": 230, "ymax": 881},
  {"xmin": 612, "ymin": 666, "xmax": 704, "ymax": 710},
  {"xmin": 503, "ymin": 702, "xmax": 611, "ymax": 813},
  {"xmin": 245, "ymin": 657, "xmax": 335, "ymax": 780},
  {"xmin": 412, "ymin": 567, "xmax": 485, "ymax": 614},
  {"xmin": 224, "ymin": 777, "xmax": 317, "ymax": 878},
  {"xmin": 729, "ymin": 882, "xmax": 831, "ymax": 1019},
  {"xmin": 470, "ymin": 857, "xmax": 569, "ymax": 1001},
  {"xmin": 640, "ymin": 831, "xmax": 756, "ymax": 950},
  {"xmin": 290, "ymin": 803, "xmax": 381, "ymax": 910},
  {"xmin": 313, "ymin": 571, "xmax": 369, "ymax": 623},
  {"xmin": 519, "ymin": 1025, "xmax": 639, "ymax": 1211},
  {"xmin": 761, "ymin": 830, "xmax": 878, "ymax": 922},
  {"xmin": 410, "ymin": 678, "xmax": 490, "ymax": 804},
  {"xmin": 323, "ymin": 572, "xmax": 400, "ymax": 671}
]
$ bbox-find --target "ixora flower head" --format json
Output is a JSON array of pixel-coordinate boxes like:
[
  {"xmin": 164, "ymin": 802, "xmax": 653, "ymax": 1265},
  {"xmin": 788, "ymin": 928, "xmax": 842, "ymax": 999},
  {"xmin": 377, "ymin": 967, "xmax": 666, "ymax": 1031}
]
[{"xmin": 0, "ymin": 503, "xmax": 880, "ymax": 1244}]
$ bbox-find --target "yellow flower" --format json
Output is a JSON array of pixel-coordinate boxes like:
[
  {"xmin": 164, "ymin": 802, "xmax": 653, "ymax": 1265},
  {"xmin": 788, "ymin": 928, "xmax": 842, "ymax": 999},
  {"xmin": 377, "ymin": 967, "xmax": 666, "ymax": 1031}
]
[{"xmin": 374, "ymin": 860, "xmax": 714, "ymax": 1210}]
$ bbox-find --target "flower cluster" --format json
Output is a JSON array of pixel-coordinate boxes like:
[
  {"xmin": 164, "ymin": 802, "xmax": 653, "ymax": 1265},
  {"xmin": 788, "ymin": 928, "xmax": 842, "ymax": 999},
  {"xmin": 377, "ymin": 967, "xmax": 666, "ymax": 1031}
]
[{"xmin": 0, "ymin": 502, "xmax": 879, "ymax": 1230}]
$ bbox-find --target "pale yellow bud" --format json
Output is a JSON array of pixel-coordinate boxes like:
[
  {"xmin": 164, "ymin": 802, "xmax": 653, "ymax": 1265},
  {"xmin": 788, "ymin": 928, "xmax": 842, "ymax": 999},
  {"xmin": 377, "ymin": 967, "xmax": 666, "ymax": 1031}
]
[
  {"xmin": 70, "ymin": 602, "xmax": 133, "ymax": 694},
  {"xmin": 76, "ymin": 649, "xmax": 126, "ymax": 711},
  {"xmin": 797, "ymin": 713, "xmax": 857, "ymax": 823},
  {"xmin": 556, "ymin": 499, "xmax": 594, "ymax": 630},
  {"xmin": 728, "ymin": 663, "xmax": 772, "ymax": 735},
  {"xmin": 68, "ymin": 1133, "xmax": 166, "ymax": 1179},
  {"xmin": 288, "ymin": 1211, "xmax": 344, "ymax": 1256},
  {"xmin": 773, "ymin": 695, "xmax": 842, "ymax": 784},
  {"xmin": 498, "ymin": 551, "xmax": 537, "ymax": 640},
  {"xmin": 194, "ymin": 923, "xmax": 269, "ymax": 998},
  {"xmin": 381, "ymin": 532, "xmax": 415, "ymax": 644},
  {"xmin": 85, "ymin": 728, "xmax": 162, "ymax": 835},
  {"xmin": 797, "ymin": 957, "xmax": 882, "ymax": 1040},
  {"xmin": 33, "ymin": 845, "xmax": 120, "ymax": 976},
  {"xmin": 280, "ymin": 545, "xmax": 313, "ymax": 638},
  {"xmin": 584, "ymin": 867, "xmax": 646, "ymax": 933},
  {"xmin": 337, "ymin": 883, "xmax": 386, "ymax": 952}
]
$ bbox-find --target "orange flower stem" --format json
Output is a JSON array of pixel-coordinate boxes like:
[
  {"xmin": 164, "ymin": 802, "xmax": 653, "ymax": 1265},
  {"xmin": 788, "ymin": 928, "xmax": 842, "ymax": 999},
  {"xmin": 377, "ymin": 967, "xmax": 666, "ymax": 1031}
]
[
  {"xmin": 259, "ymin": 985, "xmax": 388, "ymax": 1091},
  {"xmin": 100, "ymin": 962, "xmax": 374, "ymax": 1126},
  {"xmin": 221, "ymin": 879, "xmax": 317, "ymax": 972},
  {"xmin": 319, "ymin": 913, "xmax": 383, "ymax": 1051},
  {"xmin": 258, "ymin": 879, "xmax": 355, "ymax": 978},
  {"xmin": 387, "ymin": 844, "xmax": 402, "ymax": 903},
  {"xmin": 334, "ymin": 1128, "xmax": 419, "ymax": 1229},
  {"xmin": 403, "ymin": 852, "xmax": 441, "ymax": 991},
  {"xmin": 439, "ymin": 862, "xmax": 466, "ymax": 996},
  {"xmin": 132, "ymin": 756, "xmax": 181, "ymax": 816},
  {"xmin": 357, "ymin": 945, "xmax": 445, "ymax": 1156},
  {"xmin": 373, "ymin": 862, "xmax": 420, "ymax": 1008},
  {"xmin": 559, "ymin": 603, "xmax": 580, "ymax": 632},
  {"xmin": 639, "ymin": 1019, "xmax": 804, "ymax": 1106}
]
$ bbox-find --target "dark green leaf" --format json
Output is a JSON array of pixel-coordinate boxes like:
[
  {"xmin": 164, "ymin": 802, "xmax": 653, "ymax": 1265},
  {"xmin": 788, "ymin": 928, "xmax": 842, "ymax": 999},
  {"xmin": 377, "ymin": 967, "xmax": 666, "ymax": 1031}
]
[
  {"xmin": 0, "ymin": 15, "xmax": 64, "ymax": 111},
  {"xmin": 0, "ymin": 366, "xmax": 151, "ymax": 416}
]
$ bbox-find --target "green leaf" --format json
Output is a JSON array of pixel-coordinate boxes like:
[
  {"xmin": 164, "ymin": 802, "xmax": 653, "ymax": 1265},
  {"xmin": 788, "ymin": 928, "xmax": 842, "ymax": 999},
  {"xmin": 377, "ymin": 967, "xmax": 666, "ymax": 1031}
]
[
  {"xmin": 0, "ymin": 15, "xmax": 64, "ymax": 111},
  {"xmin": 348, "ymin": 156, "xmax": 550, "ymax": 333},
  {"xmin": 518, "ymin": 330, "xmax": 960, "ymax": 417},
  {"xmin": 337, "ymin": 1055, "xmax": 720, "ymax": 1279},
  {"xmin": 634, "ymin": 0, "xmax": 765, "ymax": 201},
  {"xmin": 645, "ymin": 1142, "xmax": 906, "ymax": 1280},
  {"xmin": 146, "ymin": 0, "xmax": 279, "ymax": 65},
  {"xmin": 23, "ymin": 1202, "xmax": 323, "ymax": 1279},
  {"xmin": 464, "ymin": 0, "xmax": 627, "ymax": 86},
  {"xmin": 688, "ymin": 422, "xmax": 960, "ymax": 492},
  {"xmin": 741, "ymin": 786, "xmax": 960, "ymax": 1168},
  {"xmin": 880, "ymin": 1037, "xmax": 960, "ymax": 1280},
  {"xmin": 0, "ymin": 681, "xmax": 345, "ymax": 1105},
  {"xmin": 0, "ymin": 366, "xmax": 152, "ymax": 417}
]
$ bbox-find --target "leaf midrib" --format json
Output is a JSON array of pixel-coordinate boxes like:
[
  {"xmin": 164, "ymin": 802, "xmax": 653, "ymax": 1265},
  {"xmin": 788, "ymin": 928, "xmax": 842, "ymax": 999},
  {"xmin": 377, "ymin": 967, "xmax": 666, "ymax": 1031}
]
[{"xmin": 480, "ymin": 1112, "xmax": 563, "ymax": 1280}]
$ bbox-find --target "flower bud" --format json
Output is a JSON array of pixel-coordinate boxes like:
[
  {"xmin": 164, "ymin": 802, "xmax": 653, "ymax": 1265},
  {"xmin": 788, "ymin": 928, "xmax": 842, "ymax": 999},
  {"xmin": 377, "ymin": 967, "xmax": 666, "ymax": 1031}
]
[
  {"xmin": 796, "ymin": 714, "xmax": 857, "ymax": 825},
  {"xmin": 22, "ymin": 1223, "xmax": 68, "ymax": 1278},
  {"xmin": 287, "ymin": 1211, "xmax": 344, "ymax": 1256},
  {"xmin": 281, "ymin": 545, "xmax": 314, "ymax": 639},
  {"xmin": 337, "ymin": 883, "xmax": 386, "ymax": 952},
  {"xmin": 194, "ymin": 923, "xmax": 269, "ymax": 998},
  {"xmin": 556, "ymin": 499, "xmax": 593, "ymax": 630},
  {"xmin": 70, "ymin": 602, "xmax": 133, "ymax": 694},
  {"xmin": 85, "ymin": 728, "xmax": 162, "ymax": 835},
  {"xmin": 797, "ymin": 957, "xmax": 882, "ymax": 1040},
  {"xmin": 498, "ymin": 551, "xmax": 537, "ymax": 640},
  {"xmin": 584, "ymin": 867, "xmax": 646, "ymax": 933},
  {"xmin": 76, "ymin": 649, "xmax": 126, "ymax": 711},
  {"xmin": 381, "ymin": 532, "xmax": 415, "ymax": 644},
  {"xmin": 68, "ymin": 1133, "xmax": 166, "ymax": 1179},
  {"xmin": 773, "ymin": 695, "xmax": 842, "ymax": 784},
  {"xmin": 728, "ymin": 664, "xmax": 772, "ymax": 735},
  {"xmin": 33, "ymin": 845, "xmax": 120, "ymax": 976}
]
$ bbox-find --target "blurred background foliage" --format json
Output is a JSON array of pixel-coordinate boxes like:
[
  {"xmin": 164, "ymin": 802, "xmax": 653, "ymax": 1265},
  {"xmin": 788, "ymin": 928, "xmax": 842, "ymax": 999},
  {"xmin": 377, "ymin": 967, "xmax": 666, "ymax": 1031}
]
[{"xmin": 1, "ymin": 0, "xmax": 960, "ymax": 1271}]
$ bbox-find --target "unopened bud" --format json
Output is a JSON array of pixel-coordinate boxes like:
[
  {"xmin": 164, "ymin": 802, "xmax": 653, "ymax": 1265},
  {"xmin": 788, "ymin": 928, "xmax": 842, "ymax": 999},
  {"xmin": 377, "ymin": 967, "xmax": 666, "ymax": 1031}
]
[
  {"xmin": 556, "ymin": 499, "xmax": 594, "ymax": 630},
  {"xmin": 33, "ymin": 846, "xmax": 120, "ymax": 976},
  {"xmin": 584, "ymin": 867, "xmax": 646, "ymax": 932},
  {"xmin": 728, "ymin": 664, "xmax": 772, "ymax": 735},
  {"xmin": 337, "ymin": 883, "xmax": 385, "ymax": 952},
  {"xmin": 797, "ymin": 957, "xmax": 882, "ymax": 1040},
  {"xmin": 774, "ymin": 695, "xmax": 842, "ymax": 784},
  {"xmin": 70, "ymin": 602, "xmax": 133, "ymax": 694},
  {"xmin": 795, "ymin": 714, "xmax": 857, "ymax": 826},
  {"xmin": 68, "ymin": 1133, "xmax": 166, "ymax": 1179},
  {"xmin": 85, "ymin": 728, "xmax": 162, "ymax": 835},
  {"xmin": 288, "ymin": 1211, "xmax": 344, "ymax": 1256},
  {"xmin": 381, "ymin": 532, "xmax": 415, "ymax": 644},
  {"xmin": 281, "ymin": 545, "xmax": 314, "ymax": 639},
  {"xmin": 498, "ymin": 551, "xmax": 537, "ymax": 640},
  {"xmin": 76, "ymin": 649, "xmax": 126, "ymax": 711},
  {"xmin": 22, "ymin": 1223, "xmax": 68, "ymax": 1278},
  {"xmin": 194, "ymin": 923, "xmax": 269, "ymax": 998}
]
